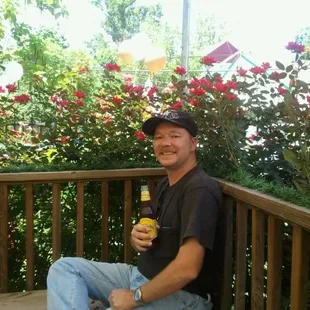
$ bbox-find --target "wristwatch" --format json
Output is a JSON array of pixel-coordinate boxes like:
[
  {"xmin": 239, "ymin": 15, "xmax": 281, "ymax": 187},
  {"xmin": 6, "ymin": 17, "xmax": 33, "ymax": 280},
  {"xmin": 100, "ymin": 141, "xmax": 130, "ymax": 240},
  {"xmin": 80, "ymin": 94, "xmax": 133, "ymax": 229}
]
[{"xmin": 133, "ymin": 287, "xmax": 144, "ymax": 305}]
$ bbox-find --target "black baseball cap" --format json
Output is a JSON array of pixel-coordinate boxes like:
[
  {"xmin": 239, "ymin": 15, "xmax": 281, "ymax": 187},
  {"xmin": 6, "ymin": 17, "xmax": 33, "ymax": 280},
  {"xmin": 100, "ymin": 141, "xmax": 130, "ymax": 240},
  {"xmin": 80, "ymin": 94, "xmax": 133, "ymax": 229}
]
[{"xmin": 142, "ymin": 110, "xmax": 197, "ymax": 137}]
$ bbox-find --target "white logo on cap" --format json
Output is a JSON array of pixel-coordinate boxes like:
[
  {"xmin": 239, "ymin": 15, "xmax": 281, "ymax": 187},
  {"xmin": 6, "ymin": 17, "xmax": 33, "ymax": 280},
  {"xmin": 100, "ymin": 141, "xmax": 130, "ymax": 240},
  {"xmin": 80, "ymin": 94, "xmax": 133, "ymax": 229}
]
[{"xmin": 161, "ymin": 111, "xmax": 179, "ymax": 120}]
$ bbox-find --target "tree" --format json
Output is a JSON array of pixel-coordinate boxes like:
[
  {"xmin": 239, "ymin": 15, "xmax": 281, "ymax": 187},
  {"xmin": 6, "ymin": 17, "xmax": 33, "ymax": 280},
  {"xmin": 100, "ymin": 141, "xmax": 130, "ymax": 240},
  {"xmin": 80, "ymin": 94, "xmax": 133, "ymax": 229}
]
[{"xmin": 91, "ymin": 0, "xmax": 162, "ymax": 43}]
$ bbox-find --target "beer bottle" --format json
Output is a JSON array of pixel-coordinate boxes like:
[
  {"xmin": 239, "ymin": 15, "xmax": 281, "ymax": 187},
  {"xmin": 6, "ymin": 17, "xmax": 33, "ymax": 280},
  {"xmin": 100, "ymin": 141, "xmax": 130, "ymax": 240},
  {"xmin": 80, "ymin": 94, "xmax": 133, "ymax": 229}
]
[{"xmin": 139, "ymin": 185, "xmax": 158, "ymax": 239}]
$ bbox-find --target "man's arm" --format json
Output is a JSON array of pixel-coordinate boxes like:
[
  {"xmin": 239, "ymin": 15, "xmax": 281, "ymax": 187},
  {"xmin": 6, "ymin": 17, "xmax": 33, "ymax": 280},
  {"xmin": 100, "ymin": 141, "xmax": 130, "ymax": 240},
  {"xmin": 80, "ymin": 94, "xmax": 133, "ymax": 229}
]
[{"xmin": 140, "ymin": 236, "xmax": 205, "ymax": 303}]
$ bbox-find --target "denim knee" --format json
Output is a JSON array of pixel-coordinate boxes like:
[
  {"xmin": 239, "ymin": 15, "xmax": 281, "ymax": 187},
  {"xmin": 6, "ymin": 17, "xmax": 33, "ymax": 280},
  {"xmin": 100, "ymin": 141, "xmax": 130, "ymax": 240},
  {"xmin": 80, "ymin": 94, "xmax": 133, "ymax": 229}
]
[{"xmin": 47, "ymin": 257, "xmax": 77, "ymax": 283}]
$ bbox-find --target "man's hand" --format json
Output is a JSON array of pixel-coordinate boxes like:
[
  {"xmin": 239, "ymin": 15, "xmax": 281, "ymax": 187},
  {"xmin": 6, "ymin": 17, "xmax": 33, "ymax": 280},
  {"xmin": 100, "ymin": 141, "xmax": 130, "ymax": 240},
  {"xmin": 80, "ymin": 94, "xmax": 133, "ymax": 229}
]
[
  {"xmin": 130, "ymin": 223, "xmax": 154, "ymax": 252},
  {"xmin": 108, "ymin": 288, "xmax": 137, "ymax": 310}
]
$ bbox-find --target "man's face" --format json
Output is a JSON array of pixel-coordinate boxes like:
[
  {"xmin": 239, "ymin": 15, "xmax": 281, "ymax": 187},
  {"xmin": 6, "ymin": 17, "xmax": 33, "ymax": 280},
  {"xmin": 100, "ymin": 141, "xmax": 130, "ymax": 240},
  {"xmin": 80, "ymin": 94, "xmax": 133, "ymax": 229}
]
[{"xmin": 153, "ymin": 122, "xmax": 197, "ymax": 170}]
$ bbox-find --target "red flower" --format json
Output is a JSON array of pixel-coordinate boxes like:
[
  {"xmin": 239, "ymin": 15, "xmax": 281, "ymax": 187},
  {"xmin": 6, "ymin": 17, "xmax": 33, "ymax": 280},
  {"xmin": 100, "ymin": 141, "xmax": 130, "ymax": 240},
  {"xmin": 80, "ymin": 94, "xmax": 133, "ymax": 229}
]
[
  {"xmin": 147, "ymin": 86, "xmax": 159, "ymax": 99},
  {"xmin": 112, "ymin": 96, "xmax": 122, "ymax": 105},
  {"xmin": 189, "ymin": 79, "xmax": 200, "ymax": 88},
  {"xmin": 270, "ymin": 71, "xmax": 281, "ymax": 81},
  {"xmin": 174, "ymin": 66, "xmax": 186, "ymax": 75},
  {"xmin": 286, "ymin": 41, "xmax": 305, "ymax": 53},
  {"xmin": 13, "ymin": 94, "xmax": 30, "ymax": 104},
  {"xmin": 105, "ymin": 116, "xmax": 113, "ymax": 124},
  {"xmin": 188, "ymin": 98, "xmax": 200, "ymax": 107},
  {"xmin": 190, "ymin": 88, "xmax": 206, "ymax": 96},
  {"xmin": 58, "ymin": 100, "xmax": 69, "ymax": 107},
  {"xmin": 135, "ymin": 131, "xmax": 146, "ymax": 141},
  {"xmin": 56, "ymin": 136, "xmax": 69, "ymax": 143},
  {"xmin": 6, "ymin": 84, "xmax": 17, "ymax": 92},
  {"xmin": 0, "ymin": 86, "xmax": 5, "ymax": 93},
  {"xmin": 237, "ymin": 68, "xmax": 247, "ymax": 76},
  {"xmin": 74, "ymin": 100, "xmax": 84, "ymax": 107},
  {"xmin": 201, "ymin": 56, "xmax": 217, "ymax": 66},
  {"xmin": 306, "ymin": 95, "xmax": 310, "ymax": 105},
  {"xmin": 50, "ymin": 95, "xmax": 59, "ymax": 103},
  {"xmin": 250, "ymin": 67, "xmax": 265, "ymax": 75},
  {"xmin": 170, "ymin": 100, "xmax": 183, "ymax": 110},
  {"xmin": 214, "ymin": 82, "xmax": 227, "ymax": 93},
  {"xmin": 224, "ymin": 93, "xmax": 238, "ymax": 101},
  {"xmin": 105, "ymin": 63, "xmax": 121, "ymax": 72},
  {"xmin": 261, "ymin": 62, "xmax": 271, "ymax": 69},
  {"xmin": 123, "ymin": 74, "xmax": 132, "ymax": 83},
  {"xmin": 74, "ymin": 90, "xmax": 86, "ymax": 99},
  {"xmin": 226, "ymin": 80, "xmax": 237, "ymax": 90},
  {"xmin": 79, "ymin": 66, "xmax": 88, "ymax": 73},
  {"xmin": 277, "ymin": 87, "xmax": 288, "ymax": 95},
  {"xmin": 199, "ymin": 78, "xmax": 213, "ymax": 89}
]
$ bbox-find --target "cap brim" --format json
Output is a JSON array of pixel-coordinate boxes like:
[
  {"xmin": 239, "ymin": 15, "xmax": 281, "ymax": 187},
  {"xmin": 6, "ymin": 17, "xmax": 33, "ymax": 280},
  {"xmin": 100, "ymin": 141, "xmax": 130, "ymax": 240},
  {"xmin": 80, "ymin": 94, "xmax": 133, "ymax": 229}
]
[{"xmin": 142, "ymin": 117, "xmax": 168, "ymax": 136}]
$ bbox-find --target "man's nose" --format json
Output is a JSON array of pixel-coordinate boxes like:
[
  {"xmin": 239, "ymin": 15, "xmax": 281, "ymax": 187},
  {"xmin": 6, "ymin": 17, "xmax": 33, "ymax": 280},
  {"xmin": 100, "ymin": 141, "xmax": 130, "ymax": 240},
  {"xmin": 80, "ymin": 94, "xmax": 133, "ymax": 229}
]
[{"xmin": 162, "ymin": 136, "xmax": 172, "ymax": 146}]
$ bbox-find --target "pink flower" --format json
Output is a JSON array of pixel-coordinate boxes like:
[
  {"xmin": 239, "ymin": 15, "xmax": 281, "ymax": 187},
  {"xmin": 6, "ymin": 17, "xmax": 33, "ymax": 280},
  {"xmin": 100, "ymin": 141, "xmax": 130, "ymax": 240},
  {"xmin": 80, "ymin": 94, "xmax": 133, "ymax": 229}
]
[
  {"xmin": 306, "ymin": 95, "xmax": 310, "ymax": 106},
  {"xmin": 237, "ymin": 68, "xmax": 247, "ymax": 76},
  {"xmin": 201, "ymin": 56, "xmax": 217, "ymax": 66},
  {"xmin": 135, "ymin": 131, "xmax": 146, "ymax": 141},
  {"xmin": 250, "ymin": 67, "xmax": 265, "ymax": 75},
  {"xmin": 6, "ymin": 84, "xmax": 17, "ymax": 92},
  {"xmin": 111, "ymin": 96, "xmax": 122, "ymax": 105},
  {"xmin": 123, "ymin": 74, "xmax": 132, "ymax": 83},
  {"xmin": 13, "ymin": 94, "xmax": 30, "ymax": 104},
  {"xmin": 286, "ymin": 42, "xmax": 305, "ymax": 53},
  {"xmin": 105, "ymin": 63, "xmax": 121, "ymax": 72},
  {"xmin": 170, "ymin": 100, "xmax": 183, "ymax": 110},
  {"xmin": 174, "ymin": 66, "xmax": 186, "ymax": 75},
  {"xmin": 0, "ymin": 86, "xmax": 5, "ymax": 93},
  {"xmin": 277, "ymin": 87, "xmax": 288, "ymax": 95},
  {"xmin": 270, "ymin": 71, "xmax": 281, "ymax": 81},
  {"xmin": 58, "ymin": 100, "xmax": 69, "ymax": 107},
  {"xmin": 74, "ymin": 91, "xmax": 86, "ymax": 99},
  {"xmin": 261, "ymin": 62, "xmax": 271, "ymax": 69}
]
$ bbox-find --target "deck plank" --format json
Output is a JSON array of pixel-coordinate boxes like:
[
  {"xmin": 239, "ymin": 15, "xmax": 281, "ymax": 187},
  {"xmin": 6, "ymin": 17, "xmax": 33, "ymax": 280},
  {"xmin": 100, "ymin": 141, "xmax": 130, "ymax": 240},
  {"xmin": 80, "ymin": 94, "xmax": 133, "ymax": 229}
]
[{"xmin": 0, "ymin": 290, "xmax": 106, "ymax": 310}]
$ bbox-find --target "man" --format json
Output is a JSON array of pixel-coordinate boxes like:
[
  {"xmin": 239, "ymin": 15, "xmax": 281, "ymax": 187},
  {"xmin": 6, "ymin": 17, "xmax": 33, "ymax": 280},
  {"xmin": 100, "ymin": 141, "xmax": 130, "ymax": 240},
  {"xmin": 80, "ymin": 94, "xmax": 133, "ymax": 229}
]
[{"xmin": 47, "ymin": 110, "xmax": 223, "ymax": 310}]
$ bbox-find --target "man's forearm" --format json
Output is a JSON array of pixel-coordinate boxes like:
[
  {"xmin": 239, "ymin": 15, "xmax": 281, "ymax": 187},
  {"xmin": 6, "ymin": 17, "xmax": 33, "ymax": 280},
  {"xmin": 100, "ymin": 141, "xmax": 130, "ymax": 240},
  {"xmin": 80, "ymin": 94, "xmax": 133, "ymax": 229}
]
[{"xmin": 140, "ymin": 258, "xmax": 196, "ymax": 303}]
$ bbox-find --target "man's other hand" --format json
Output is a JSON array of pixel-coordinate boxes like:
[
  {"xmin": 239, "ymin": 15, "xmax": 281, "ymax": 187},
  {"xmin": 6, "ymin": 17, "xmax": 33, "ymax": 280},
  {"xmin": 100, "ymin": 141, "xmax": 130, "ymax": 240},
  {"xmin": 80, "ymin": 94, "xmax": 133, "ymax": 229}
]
[{"xmin": 108, "ymin": 288, "xmax": 136, "ymax": 310}]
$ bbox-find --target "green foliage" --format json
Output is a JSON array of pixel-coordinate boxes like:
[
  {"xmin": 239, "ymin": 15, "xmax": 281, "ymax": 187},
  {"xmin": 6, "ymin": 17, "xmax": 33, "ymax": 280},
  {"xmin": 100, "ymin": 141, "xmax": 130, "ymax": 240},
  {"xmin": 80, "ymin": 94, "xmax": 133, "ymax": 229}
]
[{"xmin": 93, "ymin": 0, "xmax": 163, "ymax": 43}]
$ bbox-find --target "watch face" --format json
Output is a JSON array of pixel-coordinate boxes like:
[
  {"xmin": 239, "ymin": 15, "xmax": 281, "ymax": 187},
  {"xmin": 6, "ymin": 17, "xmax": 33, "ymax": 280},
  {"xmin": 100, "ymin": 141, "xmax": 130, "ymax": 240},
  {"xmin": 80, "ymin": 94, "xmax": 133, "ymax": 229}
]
[{"xmin": 134, "ymin": 288, "xmax": 141, "ymax": 302}]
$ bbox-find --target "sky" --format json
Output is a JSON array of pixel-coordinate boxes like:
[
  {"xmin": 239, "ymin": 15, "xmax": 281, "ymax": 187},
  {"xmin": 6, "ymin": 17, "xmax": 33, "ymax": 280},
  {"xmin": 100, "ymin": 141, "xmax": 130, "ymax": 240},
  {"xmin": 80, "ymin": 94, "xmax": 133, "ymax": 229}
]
[{"xmin": 19, "ymin": 0, "xmax": 310, "ymax": 64}]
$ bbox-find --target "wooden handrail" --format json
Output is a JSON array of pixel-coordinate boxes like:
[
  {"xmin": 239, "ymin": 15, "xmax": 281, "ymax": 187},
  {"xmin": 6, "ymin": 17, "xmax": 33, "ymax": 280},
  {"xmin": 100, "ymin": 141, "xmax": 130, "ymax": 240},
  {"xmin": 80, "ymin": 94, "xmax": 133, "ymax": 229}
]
[{"xmin": 0, "ymin": 168, "xmax": 309, "ymax": 310}]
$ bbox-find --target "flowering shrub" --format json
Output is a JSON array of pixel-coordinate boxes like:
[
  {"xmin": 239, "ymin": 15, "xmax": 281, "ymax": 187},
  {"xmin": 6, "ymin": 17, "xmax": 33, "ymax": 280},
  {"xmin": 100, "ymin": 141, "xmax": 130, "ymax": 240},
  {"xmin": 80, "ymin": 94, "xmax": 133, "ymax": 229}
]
[{"xmin": 0, "ymin": 42, "xmax": 309, "ymax": 194}]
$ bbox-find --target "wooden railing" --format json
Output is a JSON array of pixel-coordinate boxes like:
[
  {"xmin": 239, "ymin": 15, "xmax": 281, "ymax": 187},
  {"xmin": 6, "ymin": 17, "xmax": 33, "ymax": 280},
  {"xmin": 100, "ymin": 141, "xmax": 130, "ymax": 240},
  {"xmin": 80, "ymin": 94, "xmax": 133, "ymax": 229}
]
[{"xmin": 0, "ymin": 168, "xmax": 309, "ymax": 310}]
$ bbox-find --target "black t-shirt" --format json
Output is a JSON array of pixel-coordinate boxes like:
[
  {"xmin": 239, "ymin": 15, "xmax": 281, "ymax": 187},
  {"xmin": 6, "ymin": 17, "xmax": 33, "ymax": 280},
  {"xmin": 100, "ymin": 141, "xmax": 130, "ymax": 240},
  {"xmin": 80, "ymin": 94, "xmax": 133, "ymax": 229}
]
[{"xmin": 137, "ymin": 166, "xmax": 224, "ymax": 300}]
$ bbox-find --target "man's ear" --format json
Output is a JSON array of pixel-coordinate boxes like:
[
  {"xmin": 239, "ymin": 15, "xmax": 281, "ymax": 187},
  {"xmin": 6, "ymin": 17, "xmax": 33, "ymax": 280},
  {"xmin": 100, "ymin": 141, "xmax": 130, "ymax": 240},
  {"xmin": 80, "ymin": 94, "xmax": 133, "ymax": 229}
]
[{"xmin": 191, "ymin": 137, "xmax": 198, "ymax": 150}]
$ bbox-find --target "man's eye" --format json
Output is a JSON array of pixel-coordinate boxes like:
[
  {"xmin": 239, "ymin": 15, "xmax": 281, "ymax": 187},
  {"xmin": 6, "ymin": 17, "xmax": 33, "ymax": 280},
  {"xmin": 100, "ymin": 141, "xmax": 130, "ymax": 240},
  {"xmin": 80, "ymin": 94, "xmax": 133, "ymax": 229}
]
[
  {"xmin": 172, "ymin": 135, "xmax": 180, "ymax": 138},
  {"xmin": 154, "ymin": 136, "xmax": 162, "ymax": 140}
]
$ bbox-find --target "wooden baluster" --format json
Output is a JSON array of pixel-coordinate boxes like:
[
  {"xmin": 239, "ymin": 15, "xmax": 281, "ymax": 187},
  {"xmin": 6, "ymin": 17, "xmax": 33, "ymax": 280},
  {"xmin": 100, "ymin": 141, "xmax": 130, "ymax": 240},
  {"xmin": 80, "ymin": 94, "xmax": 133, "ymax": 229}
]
[
  {"xmin": 76, "ymin": 182, "xmax": 84, "ymax": 257},
  {"xmin": 267, "ymin": 215, "xmax": 282, "ymax": 310},
  {"xmin": 234, "ymin": 201, "xmax": 248, "ymax": 310},
  {"xmin": 251, "ymin": 208, "xmax": 265, "ymax": 310},
  {"xmin": 124, "ymin": 180, "xmax": 132, "ymax": 263},
  {"xmin": 290, "ymin": 227, "xmax": 310, "ymax": 310},
  {"xmin": 25, "ymin": 184, "xmax": 34, "ymax": 291},
  {"xmin": 101, "ymin": 181, "xmax": 109, "ymax": 262},
  {"xmin": 220, "ymin": 195, "xmax": 234, "ymax": 310},
  {"xmin": 52, "ymin": 184, "xmax": 61, "ymax": 262},
  {"xmin": 0, "ymin": 184, "xmax": 8, "ymax": 293}
]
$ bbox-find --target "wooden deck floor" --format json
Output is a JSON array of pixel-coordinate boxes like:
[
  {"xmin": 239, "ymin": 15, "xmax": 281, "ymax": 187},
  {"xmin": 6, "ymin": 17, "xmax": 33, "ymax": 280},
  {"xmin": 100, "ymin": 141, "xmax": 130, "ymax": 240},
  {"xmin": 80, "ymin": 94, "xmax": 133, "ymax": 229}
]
[{"xmin": 0, "ymin": 290, "xmax": 106, "ymax": 310}]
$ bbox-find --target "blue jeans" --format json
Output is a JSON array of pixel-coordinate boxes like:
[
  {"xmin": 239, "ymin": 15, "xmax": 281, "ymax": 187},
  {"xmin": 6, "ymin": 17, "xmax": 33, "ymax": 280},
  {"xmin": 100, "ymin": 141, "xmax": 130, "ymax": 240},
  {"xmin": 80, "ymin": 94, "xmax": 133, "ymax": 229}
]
[{"xmin": 47, "ymin": 257, "xmax": 213, "ymax": 309}]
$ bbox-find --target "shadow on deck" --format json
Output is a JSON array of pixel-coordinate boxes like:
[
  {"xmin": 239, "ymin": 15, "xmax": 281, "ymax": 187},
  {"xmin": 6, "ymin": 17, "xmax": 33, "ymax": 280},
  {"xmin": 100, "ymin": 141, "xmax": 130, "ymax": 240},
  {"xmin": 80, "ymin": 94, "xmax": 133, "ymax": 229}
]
[{"xmin": 0, "ymin": 290, "xmax": 106, "ymax": 310}]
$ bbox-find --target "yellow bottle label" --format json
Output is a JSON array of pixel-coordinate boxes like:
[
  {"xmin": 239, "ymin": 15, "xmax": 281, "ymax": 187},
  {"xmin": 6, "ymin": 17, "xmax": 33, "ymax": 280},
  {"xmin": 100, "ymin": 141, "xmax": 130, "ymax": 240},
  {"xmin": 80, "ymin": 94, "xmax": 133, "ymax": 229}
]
[
  {"xmin": 141, "ymin": 190, "xmax": 151, "ymax": 202},
  {"xmin": 139, "ymin": 218, "xmax": 158, "ymax": 239}
]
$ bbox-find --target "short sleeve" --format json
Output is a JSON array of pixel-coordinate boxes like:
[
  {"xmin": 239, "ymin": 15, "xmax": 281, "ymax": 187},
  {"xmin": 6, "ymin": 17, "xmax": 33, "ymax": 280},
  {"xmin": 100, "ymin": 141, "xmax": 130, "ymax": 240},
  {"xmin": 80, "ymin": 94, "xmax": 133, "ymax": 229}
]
[{"xmin": 180, "ymin": 187, "xmax": 219, "ymax": 251}]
